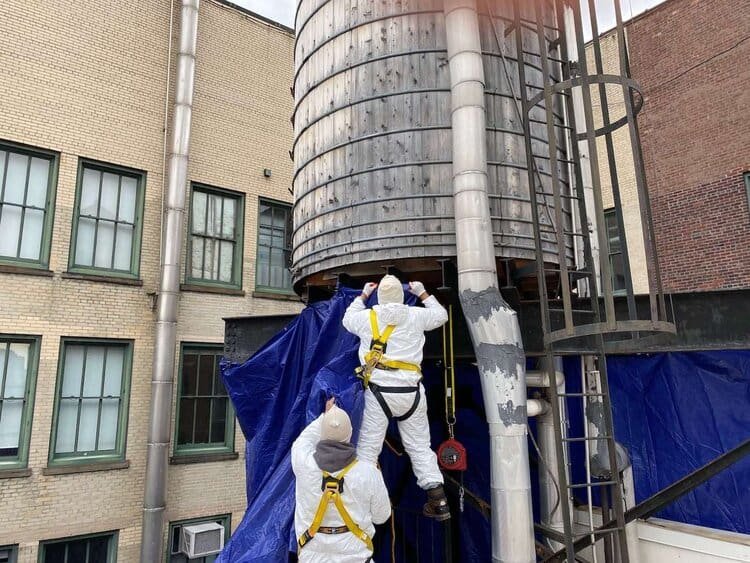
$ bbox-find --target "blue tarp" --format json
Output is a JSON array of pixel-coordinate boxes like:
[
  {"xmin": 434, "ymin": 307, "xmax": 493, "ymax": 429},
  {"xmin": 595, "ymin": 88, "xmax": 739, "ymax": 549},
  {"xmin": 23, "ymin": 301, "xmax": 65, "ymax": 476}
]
[{"xmin": 217, "ymin": 287, "xmax": 750, "ymax": 562}]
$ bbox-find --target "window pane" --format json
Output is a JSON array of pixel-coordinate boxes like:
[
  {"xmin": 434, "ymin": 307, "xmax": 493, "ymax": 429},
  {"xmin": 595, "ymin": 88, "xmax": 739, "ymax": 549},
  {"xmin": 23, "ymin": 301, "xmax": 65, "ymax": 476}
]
[
  {"xmin": 43, "ymin": 542, "xmax": 66, "ymax": 563},
  {"xmin": 219, "ymin": 241, "xmax": 234, "ymax": 283},
  {"xmin": 0, "ymin": 151, "xmax": 5, "ymax": 187},
  {"xmin": 213, "ymin": 356, "xmax": 224, "ymax": 395},
  {"xmin": 198, "ymin": 355, "xmax": 214, "ymax": 395},
  {"xmin": 77, "ymin": 398, "xmax": 99, "ymax": 451},
  {"xmin": 99, "ymin": 173, "xmax": 119, "ymax": 220},
  {"xmin": 272, "ymin": 207, "xmax": 287, "ymax": 228},
  {"xmin": 193, "ymin": 191, "xmax": 207, "ymax": 235},
  {"xmin": 178, "ymin": 398, "xmax": 194, "ymax": 444},
  {"xmin": 88, "ymin": 536, "xmax": 109, "ymax": 562},
  {"xmin": 75, "ymin": 217, "xmax": 96, "ymax": 266},
  {"xmin": 259, "ymin": 203, "xmax": 272, "ymax": 226},
  {"xmin": 204, "ymin": 239, "xmax": 219, "ymax": 280},
  {"xmin": 182, "ymin": 354, "xmax": 198, "ymax": 396},
  {"xmin": 55, "ymin": 398, "xmax": 78, "ymax": 453},
  {"xmin": 113, "ymin": 224, "xmax": 133, "ymax": 270},
  {"xmin": 5, "ymin": 343, "xmax": 29, "ymax": 398},
  {"xmin": 103, "ymin": 348, "xmax": 124, "ymax": 396},
  {"xmin": 19, "ymin": 208, "xmax": 44, "ymax": 260},
  {"xmin": 119, "ymin": 177, "xmax": 137, "ymax": 222},
  {"xmin": 0, "ymin": 400, "xmax": 22, "ymax": 450},
  {"xmin": 27, "ymin": 157, "xmax": 50, "ymax": 208},
  {"xmin": 62, "ymin": 346, "xmax": 85, "ymax": 396},
  {"xmin": 221, "ymin": 198, "xmax": 236, "ymax": 238},
  {"xmin": 257, "ymin": 246, "xmax": 269, "ymax": 287},
  {"xmin": 66, "ymin": 539, "xmax": 87, "ymax": 563},
  {"xmin": 0, "ymin": 205, "xmax": 22, "ymax": 257},
  {"xmin": 94, "ymin": 221, "xmax": 115, "ymax": 268},
  {"xmin": 194, "ymin": 399, "xmax": 210, "ymax": 443},
  {"xmin": 98, "ymin": 398, "xmax": 119, "ymax": 450},
  {"xmin": 4, "ymin": 153, "xmax": 28, "ymax": 205},
  {"xmin": 80, "ymin": 168, "xmax": 101, "ymax": 216},
  {"xmin": 82, "ymin": 347, "xmax": 105, "ymax": 397},
  {"xmin": 190, "ymin": 236, "xmax": 204, "ymax": 279},
  {"xmin": 210, "ymin": 399, "xmax": 227, "ymax": 443}
]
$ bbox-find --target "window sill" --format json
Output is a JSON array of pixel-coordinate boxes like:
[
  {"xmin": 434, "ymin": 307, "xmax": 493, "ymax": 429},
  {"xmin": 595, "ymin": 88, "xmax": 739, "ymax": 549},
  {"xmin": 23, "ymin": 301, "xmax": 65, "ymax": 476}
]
[
  {"xmin": 42, "ymin": 459, "xmax": 130, "ymax": 476},
  {"xmin": 170, "ymin": 452, "xmax": 239, "ymax": 465},
  {"xmin": 252, "ymin": 290, "xmax": 299, "ymax": 302},
  {"xmin": 181, "ymin": 283, "xmax": 245, "ymax": 296},
  {"xmin": 0, "ymin": 467, "xmax": 32, "ymax": 479},
  {"xmin": 62, "ymin": 271, "xmax": 143, "ymax": 286},
  {"xmin": 0, "ymin": 263, "xmax": 54, "ymax": 277}
]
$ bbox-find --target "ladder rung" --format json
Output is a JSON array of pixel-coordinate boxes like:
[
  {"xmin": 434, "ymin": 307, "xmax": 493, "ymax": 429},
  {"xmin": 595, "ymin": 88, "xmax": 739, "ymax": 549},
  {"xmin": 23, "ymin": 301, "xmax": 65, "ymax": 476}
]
[
  {"xmin": 562, "ymin": 436, "xmax": 613, "ymax": 443},
  {"xmin": 568, "ymin": 480, "xmax": 618, "ymax": 489},
  {"xmin": 548, "ymin": 309, "xmax": 597, "ymax": 314},
  {"xmin": 574, "ymin": 527, "xmax": 624, "ymax": 537},
  {"xmin": 559, "ymin": 392, "xmax": 605, "ymax": 397}
]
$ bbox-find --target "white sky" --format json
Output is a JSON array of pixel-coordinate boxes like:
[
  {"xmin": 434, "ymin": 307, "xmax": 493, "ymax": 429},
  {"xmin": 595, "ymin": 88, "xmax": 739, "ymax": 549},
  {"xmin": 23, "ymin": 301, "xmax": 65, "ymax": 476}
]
[{"xmin": 230, "ymin": 0, "xmax": 667, "ymax": 33}]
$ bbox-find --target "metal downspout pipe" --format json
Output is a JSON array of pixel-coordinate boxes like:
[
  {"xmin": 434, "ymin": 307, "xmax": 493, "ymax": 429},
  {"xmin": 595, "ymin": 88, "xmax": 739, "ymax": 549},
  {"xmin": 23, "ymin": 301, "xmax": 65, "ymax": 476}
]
[
  {"xmin": 140, "ymin": 1, "xmax": 199, "ymax": 560},
  {"xmin": 444, "ymin": 1, "xmax": 534, "ymax": 561}
]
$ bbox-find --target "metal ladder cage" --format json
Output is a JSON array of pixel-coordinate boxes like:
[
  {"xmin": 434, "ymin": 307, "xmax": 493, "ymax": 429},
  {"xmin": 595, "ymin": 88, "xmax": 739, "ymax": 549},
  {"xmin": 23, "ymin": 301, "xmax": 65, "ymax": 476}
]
[{"xmin": 509, "ymin": 0, "xmax": 675, "ymax": 354}]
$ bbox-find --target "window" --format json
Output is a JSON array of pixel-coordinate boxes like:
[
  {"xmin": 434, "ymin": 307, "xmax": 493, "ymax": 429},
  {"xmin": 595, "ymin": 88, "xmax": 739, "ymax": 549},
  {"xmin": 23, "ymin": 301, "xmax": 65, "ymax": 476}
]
[
  {"xmin": 49, "ymin": 340, "xmax": 132, "ymax": 465},
  {"xmin": 39, "ymin": 532, "xmax": 117, "ymax": 563},
  {"xmin": 187, "ymin": 184, "xmax": 244, "ymax": 288},
  {"xmin": 0, "ymin": 336, "xmax": 39, "ymax": 470},
  {"xmin": 168, "ymin": 515, "xmax": 230, "ymax": 563},
  {"xmin": 604, "ymin": 209, "xmax": 627, "ymax": 293},
  {"xmin": 69, "ymin": 159, "xmax": 145, "ymax": 277},
  {"xmin": 0, "ymin": 545, "xmax": 17, "ymax": 563},
  {"xmin": 256, "ymin": 199, "xmax": 292, "ymax": 291},
  {"xmin": 0, "ymin": 142, "xmax": 57, "ymax": 268},
  {"xmin": 744, "ymin": 172, "xmax": 750, "ymax": 211},
  {"xmin": 174, "ymin": 345, "xmax": 234, "ymax": 456}
]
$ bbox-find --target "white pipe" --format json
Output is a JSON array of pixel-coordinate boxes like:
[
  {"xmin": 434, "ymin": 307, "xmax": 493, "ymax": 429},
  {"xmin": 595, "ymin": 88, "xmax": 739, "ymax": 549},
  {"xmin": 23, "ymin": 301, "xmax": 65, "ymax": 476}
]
[
  {"xmin": 526, "ymin": 370, "xmax": 565, "ymax": 389},
  {"xmin": 444, "ymin": 1, "xmax": 534, "ymax": 561},
  {"xmin": 140, "ymin": 2, "xmax": 199, "ymax": 561},
  {"xmin": 527, "ymin": 399, "xmax": 550, "ymax": 418},
  {"xmin": 623, "ymin": 465, "xmax": 642, "ymax": 563}
]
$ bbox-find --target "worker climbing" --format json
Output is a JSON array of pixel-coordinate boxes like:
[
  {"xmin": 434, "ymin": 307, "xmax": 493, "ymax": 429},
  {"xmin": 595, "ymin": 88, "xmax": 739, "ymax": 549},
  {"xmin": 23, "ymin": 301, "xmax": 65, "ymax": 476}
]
[
  {"xmin": 292, "ymin": 397, "xmax": 391, "ymax": 562},
  {"xmin": 343, "ymin": 274, "xmax": 451, "ymax": 521}
]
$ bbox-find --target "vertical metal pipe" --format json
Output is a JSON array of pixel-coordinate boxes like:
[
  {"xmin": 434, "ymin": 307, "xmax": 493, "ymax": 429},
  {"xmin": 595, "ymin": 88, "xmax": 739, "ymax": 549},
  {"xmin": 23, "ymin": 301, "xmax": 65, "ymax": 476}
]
[
  {"xmin": 444, "ymin": 1, "xmax": 534, "ymax": 561},
  {"xmin": 141, "ymin": 2, "xmax": 199, "ymax": 561}
]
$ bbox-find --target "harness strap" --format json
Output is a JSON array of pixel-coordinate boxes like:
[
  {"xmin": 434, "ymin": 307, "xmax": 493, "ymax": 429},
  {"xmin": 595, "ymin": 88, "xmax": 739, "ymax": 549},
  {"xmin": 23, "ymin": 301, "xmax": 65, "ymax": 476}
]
[
  {"xmin": 369, "ymin": 382, "xmax": 422, "ymax": 422},
  {"xmin": 298, "ymin": 460, "xmax": 374, "ymax": 552}
]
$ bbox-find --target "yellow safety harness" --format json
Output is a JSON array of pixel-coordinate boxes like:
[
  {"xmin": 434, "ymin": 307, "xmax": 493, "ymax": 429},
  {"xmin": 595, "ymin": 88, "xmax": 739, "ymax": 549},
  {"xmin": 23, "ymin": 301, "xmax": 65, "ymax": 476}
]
[
  {"xmin": 355, "ymin": 309, "xmax": 423, "ymax": 422},
  {"xmin": 297, "ymin": 459, "xmax": 374, "ymax": 552}
]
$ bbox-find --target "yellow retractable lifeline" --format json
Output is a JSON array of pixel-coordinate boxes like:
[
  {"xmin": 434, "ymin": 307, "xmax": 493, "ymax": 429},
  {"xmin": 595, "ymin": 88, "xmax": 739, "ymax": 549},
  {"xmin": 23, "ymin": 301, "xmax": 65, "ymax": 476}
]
[{"xmin": 298, "ymin": 460, "xmax": 374, "ymax": 552}]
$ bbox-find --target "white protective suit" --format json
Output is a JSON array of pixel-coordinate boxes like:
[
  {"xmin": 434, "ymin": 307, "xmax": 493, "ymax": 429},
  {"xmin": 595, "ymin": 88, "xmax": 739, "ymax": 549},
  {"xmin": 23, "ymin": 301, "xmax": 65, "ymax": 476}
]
[
  {"xmin": 342, "ymin": 295, "xmax": 448, "ymax": 489},
  {"xmin": 292, "ymin": 415, "xmax": 391, "ymax": 563}
]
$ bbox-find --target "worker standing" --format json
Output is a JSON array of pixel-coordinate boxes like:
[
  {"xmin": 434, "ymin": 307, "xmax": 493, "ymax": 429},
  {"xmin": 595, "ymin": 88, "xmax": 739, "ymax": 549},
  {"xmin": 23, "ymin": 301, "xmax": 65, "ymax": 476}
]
[
  {"xmin": 292, "ymin": 398, "xmax": 391, "ymax": 562},
  {"xmin": 343, "ymin": 275, "xmax": 451, "ymax": 521}
]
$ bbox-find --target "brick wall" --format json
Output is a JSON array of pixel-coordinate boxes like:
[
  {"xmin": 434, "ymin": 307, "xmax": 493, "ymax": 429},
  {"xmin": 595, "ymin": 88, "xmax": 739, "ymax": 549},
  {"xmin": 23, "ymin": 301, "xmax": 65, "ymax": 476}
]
[
  {"xmin": 627, "ymin": 0, "xmax": 750, "ymax": 292},
  {"xmin": 0, "ymin": 0, "xmax": 300, "ymax": 560}
]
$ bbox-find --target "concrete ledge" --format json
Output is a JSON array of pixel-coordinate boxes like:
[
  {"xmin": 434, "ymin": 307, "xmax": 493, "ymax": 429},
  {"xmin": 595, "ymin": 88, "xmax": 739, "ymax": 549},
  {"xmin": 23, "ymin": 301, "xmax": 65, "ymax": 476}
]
[
  {"xmin": 0, "ymin": 264, "xmax": 54, "ymax": 277},
  {"xmin": 62, "ymin": 271, "xmax": 143, "ymax": 286},
  {"xmin": 252, "ymin": 290, "xmax": 300, "ymax": 302},
  {"xmin": 42, "ymin": 460, "xmax": 130, "ymax": 476},
  {"xmin": 170, "ymin": 452, "xmax": 239, "ymax": 465},
  {"xmin": 0, "ymin": 467, "xmax": 32, "ymax": 479},
  {"xmin": 181, "ymin": 283, "xmax": 245, "ymax": 296}
]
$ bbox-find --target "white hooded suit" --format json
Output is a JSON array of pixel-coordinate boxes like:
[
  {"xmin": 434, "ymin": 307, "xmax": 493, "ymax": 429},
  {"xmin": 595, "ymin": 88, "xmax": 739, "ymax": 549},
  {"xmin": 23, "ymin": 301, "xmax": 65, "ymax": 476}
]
[
  {"xmin": 342, "ymin": 293, "xmax": 448, "ymax": 489},
  {"xmin": 292, "ymin": 415, "xmax": 391, "ymax": 562}
]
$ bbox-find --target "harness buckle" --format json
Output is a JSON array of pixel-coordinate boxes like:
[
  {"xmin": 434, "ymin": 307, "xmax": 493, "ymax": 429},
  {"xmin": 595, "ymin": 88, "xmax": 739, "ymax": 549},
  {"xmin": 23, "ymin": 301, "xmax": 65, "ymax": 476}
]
[
  {"xmin": 321, "ymin": 474, "xmax": 344, "ymax": 494},
  {"xmin": 298, "ymin": 530, "xmax": 313, "ymax": 548}
]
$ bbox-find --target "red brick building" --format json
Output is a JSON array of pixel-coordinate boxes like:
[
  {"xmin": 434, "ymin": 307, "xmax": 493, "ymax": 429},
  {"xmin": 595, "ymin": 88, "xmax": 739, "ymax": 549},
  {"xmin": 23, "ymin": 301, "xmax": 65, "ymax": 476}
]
[{"xmin": 627, "ymin": 0, "xmax": 750, "ymax": 292}]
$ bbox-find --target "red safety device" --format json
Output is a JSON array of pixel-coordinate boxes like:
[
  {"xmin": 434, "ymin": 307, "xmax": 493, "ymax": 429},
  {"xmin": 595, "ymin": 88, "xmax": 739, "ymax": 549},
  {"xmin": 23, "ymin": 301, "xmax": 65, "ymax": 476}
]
[{"xmin": 438, "ymin": 438, "xmax": 467, "ymax": 471}]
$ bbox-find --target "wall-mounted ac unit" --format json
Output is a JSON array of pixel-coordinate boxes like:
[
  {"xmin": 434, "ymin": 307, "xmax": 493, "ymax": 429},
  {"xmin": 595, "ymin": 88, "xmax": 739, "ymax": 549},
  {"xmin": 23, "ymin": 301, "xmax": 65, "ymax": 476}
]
[{"xmin": 180, "ymin": 522, "xmax": 225, "ymax": 559}]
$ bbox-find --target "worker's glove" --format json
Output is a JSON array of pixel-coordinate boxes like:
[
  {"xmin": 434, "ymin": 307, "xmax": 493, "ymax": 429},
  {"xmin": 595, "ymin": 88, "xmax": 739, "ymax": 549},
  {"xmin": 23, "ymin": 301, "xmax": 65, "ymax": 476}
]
[
  {"xmin": 362, "ymin": 282, "xmax": 378, "ymax": 298},
  {"xmin": 408, "ymin": 281, "xmax": 427, "ymax": 297}
]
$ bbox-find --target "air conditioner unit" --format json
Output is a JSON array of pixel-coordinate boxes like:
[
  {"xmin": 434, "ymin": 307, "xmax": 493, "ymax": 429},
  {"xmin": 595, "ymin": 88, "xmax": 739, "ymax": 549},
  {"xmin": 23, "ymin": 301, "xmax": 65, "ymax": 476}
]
[{"xmin": 180, "ymin": 522, "xmax": 225, "ymax": 559}]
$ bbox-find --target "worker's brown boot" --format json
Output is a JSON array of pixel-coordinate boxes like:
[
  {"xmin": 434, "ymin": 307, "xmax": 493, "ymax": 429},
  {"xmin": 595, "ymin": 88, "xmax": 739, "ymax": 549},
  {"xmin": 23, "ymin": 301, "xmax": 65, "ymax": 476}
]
[{"xmin": 423, "ymin": 485, "xmax": 451, "ymax": 521}]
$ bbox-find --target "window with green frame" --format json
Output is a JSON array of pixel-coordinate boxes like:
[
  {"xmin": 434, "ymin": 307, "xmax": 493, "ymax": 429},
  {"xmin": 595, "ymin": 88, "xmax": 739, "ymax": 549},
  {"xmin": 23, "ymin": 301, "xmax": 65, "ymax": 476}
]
[
  {"xmin": 0, "ymin": 336, "xmax": 40, "ymax": 470},
  {"xmin": 0, "ymin": 544, "xmax": 18, "ymax": 563},
  {"xmin": 0, "ymin": 142, "xmax": 58, "ymax": 268},
  {"xmin": 604, "ymin": 209, "xmax": 627, "ymax": 293},
  {"xmin": 69, "ymin": 159, "xmax": 145, "ymax": 277},
  {"xmin": 256, "ymin": 198, "xmax": 292, "ymax": 292},
  {"xmin": 174, "ymin": 345, "xmax": 235, "ymax": 456},
  {"xmin": 39, "ymin": 532, "xmax": 117, "ymax": 563},
  {"xmin": 168, "ymin": 515, "xmax": 230, "ymax": 563},
  {"xmin": 187, "ymin": 184, "xmax": 244, "ymax": 288},
  {"xmin": 49, "ymin": 340, "xmax": 132, "ymax": 466}
]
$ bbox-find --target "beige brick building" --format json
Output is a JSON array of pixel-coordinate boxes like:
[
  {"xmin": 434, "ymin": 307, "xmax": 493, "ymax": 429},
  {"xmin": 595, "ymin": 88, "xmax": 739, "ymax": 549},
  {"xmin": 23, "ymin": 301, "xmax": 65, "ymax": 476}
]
[{"xmin": 0, "ymin": 1, "xmax": 300, "ymax": 561}]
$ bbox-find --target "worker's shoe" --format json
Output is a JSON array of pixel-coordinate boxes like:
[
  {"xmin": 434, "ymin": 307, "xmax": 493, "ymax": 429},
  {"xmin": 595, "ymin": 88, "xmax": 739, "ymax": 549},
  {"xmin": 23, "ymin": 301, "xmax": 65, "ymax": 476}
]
[{"xmin": 423, "ymin": 485, "xmax": 451, "ymax": 521}]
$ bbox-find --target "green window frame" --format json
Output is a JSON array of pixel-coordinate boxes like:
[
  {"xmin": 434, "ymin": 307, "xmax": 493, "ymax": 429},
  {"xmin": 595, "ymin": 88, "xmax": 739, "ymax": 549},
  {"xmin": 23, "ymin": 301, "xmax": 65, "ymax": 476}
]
[
  {"xmin": 48, "ymin": 339, "xmax": 133, "ymax": 467},
  {"xmin": 0, "ymin": 544, "xmax": 18, "ymax": 563},
  {"xmin": 0, "ymin": 335, "xmax": 40, "ymax": 470},
  {"xmin": 38, "ymin": 531, "xmax": 117, "ymax": 563},
  {"xmin": 167, "ymin": 514, "xmax": 231, "ymax": 563},
  {"xmin": 187, "ymin": 184, "xmax": 245, "ymax": 289},
  {"xmin": 256, "ymin": 198, "xmax": 293, "ymax": 293},
  {"xmin": 744, "ymin": 172, "xmax": 750, "ymax": 212},
  {"xmin": 604, "ymin": 209, "xmax": 627, "ymax": 294},
  {"xmin": 174, "ymin": 344, "xmax": 235, "ymax": 457},
  {"xmin": 0, "ymin": 141, "xmax": 58, "ymax": 269},
  {"xmin": 68, "ymin": 159, "xmax": 145, "ymax": 278}
]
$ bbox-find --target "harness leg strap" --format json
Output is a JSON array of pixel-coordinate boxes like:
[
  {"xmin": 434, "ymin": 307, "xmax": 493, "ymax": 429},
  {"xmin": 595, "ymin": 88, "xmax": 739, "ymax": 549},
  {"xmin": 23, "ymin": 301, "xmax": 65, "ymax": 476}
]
[
  {"xmin": 369, "ymin": 385, "xmax": 394, "ymax": 419},
  {"xmin": 395, "ymin": 385, "xmax": 421, "ymax": 422}
]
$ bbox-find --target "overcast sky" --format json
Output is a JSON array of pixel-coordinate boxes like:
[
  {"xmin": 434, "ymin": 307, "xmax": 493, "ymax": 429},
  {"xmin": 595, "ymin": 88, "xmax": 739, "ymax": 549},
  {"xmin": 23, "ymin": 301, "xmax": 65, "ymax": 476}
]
[{"xmin": 231, "ymin": 0, "xmax": 667, "ymax": 33}]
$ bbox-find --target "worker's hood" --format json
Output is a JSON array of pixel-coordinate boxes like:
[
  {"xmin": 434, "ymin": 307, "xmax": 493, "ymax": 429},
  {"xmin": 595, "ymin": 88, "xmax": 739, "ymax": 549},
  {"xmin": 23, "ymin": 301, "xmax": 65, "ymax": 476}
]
[
  {"xmin": 373, "ymin": 303, "xmax": 410, "ymax": 326},
  {"xmin": 314, "ymin": 440, "xmax": 356, "ymax": 473}
]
